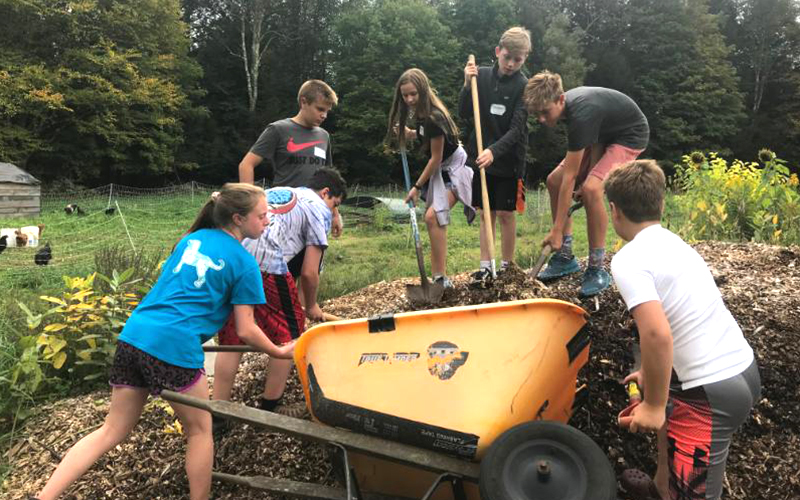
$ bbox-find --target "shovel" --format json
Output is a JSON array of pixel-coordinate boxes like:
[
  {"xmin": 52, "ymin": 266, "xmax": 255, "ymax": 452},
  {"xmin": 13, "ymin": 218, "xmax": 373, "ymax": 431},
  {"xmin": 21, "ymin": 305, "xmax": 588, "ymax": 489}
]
[
  {"xmin": 528, "ymin": 201, "xmax": 585, "ymax": 279},
  {"xmin": 401, "ymin": 147, "xmax": 445, "ymax": 304},
  {"xmin": 468, "ymin": 54, "xmax": 497, "ymax": 279}
]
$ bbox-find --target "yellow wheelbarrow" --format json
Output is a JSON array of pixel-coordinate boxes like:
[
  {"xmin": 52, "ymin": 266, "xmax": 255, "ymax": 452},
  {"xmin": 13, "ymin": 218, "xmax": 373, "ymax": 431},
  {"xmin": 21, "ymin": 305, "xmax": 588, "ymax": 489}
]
[{"xmin": 164, "ymin": 299, "xmax": 616, "ymax": 500}]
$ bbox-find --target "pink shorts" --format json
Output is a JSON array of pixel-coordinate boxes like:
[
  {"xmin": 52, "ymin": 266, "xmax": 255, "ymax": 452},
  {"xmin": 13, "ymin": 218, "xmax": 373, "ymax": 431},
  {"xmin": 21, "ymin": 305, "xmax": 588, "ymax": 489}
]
[{"xmin": 556, "ymin": 144, "xmax": 644, "ymax": 186}]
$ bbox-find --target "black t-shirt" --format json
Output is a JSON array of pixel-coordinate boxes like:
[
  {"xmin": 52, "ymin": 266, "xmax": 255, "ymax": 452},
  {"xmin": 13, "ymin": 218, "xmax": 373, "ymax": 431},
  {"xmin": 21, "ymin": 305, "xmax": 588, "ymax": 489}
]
[
  {"xmin": 416, "ymin": 112, "xmax": 458, "ymax": 161},
  {"xmin": 564, "ymin": 87, "xmax": 649, "ymax": 151}
]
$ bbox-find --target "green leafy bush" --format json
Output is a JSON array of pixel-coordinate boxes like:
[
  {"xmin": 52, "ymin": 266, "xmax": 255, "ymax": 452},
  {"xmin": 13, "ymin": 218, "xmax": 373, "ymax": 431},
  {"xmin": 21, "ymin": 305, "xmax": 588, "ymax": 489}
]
[
  {"xmin": 672, "ymin": 150, "xmax": 800, "ymax": 243},
  {"xmin": 16, "ymin": 270, "xmax": 142, "ymax": 382}
]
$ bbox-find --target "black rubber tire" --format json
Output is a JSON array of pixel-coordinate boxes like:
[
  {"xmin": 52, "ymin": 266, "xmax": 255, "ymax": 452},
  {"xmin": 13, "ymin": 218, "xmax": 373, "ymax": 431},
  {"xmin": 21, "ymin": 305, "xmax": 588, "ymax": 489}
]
[{"xmin": 479, "ymin": 421, "xmax": 616, "ymax": 500}]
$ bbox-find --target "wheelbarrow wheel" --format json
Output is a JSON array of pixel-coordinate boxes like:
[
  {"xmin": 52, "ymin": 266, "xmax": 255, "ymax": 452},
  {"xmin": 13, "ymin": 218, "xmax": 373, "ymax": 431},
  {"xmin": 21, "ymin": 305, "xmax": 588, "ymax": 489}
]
[{"xmin": 479, "ymin": 421, "xmax": 616, "ymax": 500}]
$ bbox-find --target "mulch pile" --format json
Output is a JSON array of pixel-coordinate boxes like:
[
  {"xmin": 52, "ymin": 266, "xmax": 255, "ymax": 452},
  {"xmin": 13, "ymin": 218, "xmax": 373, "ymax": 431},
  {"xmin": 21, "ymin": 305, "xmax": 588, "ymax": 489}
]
[{"xmin": 2, "ymin": 241, "xmax": 799, "ymax": 499}]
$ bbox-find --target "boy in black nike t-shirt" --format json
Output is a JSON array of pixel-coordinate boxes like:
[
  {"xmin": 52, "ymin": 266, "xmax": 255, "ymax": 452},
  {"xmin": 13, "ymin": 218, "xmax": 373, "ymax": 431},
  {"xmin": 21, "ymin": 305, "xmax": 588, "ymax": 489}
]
[{"xmin": 239, "ymin": 79, "xmax": 343, "ymax": 237}]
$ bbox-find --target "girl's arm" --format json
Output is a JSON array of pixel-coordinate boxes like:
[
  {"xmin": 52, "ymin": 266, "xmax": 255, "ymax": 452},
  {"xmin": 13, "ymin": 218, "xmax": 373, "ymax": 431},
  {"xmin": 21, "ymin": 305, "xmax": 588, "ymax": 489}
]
[
  {"xmin": 406, "ymin": 136, "xmax": 445, "ymax": 202},
  {"xmin": 233, "ymin": 304, "xmax": 295, "ymax": 359}
]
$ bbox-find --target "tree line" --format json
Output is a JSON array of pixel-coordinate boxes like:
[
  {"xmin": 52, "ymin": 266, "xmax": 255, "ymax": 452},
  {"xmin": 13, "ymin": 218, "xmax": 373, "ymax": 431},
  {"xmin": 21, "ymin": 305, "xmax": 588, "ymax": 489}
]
[{"xmin": 1, "ymin": 0, "xmax": 798, "ymax": 187}]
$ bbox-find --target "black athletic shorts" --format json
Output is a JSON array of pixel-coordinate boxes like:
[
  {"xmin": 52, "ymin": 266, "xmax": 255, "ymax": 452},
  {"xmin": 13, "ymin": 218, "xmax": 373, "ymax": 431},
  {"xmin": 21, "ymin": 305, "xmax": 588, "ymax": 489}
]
[{"xmin": 471, "ymin": 171, "xmax": 517, "ymax": 211}]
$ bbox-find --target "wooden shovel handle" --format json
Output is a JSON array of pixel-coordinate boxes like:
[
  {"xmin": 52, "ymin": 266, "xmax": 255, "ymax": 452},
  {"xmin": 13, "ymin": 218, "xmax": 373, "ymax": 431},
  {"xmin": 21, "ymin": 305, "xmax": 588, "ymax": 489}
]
[{"xmin": 468, "ymin": 54, "xmax": 496, "ymax": 272}]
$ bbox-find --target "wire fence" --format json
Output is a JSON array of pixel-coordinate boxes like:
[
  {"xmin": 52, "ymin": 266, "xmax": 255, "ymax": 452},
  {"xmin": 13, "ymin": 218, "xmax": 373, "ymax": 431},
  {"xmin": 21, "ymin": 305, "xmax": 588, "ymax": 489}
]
[{"xmin": 1, "ymin": 180, "xmax": 551, "ymax": 281}]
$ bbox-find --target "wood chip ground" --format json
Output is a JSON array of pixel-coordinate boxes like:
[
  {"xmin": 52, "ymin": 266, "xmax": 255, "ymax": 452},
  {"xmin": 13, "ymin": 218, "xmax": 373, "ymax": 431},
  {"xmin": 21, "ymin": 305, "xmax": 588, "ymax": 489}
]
[{"xmin": 3, "ymin": 242, "xmax": 799, "ymax": 499}]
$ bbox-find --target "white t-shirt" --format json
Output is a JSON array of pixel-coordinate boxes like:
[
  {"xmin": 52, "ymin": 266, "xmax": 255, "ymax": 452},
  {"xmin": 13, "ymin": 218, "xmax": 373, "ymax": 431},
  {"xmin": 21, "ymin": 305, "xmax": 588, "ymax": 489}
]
[
  {"xmin": 242, "ymin": 187, "xmax": 331, "ymax": 275},
  {"xmin": 611, "ymin": 224, "xmax": 753, "ymax": 390}
]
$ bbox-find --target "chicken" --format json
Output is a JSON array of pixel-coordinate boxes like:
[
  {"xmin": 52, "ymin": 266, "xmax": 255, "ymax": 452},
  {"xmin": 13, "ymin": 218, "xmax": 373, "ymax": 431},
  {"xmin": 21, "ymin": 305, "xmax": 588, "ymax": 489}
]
[
  {"xmin": 34, "ymin": 242, "xmax": 52, "ymax": 266},
  {"xmin": 64, "ymin": 203, "xmax": 86, "ymax": 216},
  {"xmin": 104, "ymin": 207, "xmax": 116, "ymax": 216},
  {"xmin": 15, "ymin": 230, "xmax": 28, "ymax": 247},
  {"xmin": 0, "ymin": 235, "xmax": 7, "ymax": 255}
]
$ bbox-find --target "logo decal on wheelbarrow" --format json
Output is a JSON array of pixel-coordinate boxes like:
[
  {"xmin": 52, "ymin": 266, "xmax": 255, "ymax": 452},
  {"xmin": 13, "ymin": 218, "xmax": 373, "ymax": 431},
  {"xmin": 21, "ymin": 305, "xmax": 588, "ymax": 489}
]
[{"xmin": 427, "ymin": 341, "xmax": 469, "ymax": 380}]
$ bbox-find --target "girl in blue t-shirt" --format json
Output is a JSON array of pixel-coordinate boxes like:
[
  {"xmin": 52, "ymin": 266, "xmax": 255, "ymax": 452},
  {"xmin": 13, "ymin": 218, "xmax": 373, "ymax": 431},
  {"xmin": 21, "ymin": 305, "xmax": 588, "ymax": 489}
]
[
  {"xmin": 33, "ymin": 183, "xmax": 295, "ymax": 500},
  {"xmin": 386, "ymin": 68, "xmax": 475, "ymax": 289}
]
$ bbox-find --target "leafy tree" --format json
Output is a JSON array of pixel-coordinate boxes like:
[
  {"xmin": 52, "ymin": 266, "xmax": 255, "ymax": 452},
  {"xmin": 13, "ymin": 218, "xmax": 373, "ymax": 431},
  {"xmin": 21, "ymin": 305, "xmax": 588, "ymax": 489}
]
[
  {"xmin": 332, "ymin": 0, "xmax": 461, "ymax": 184},
  {"xmin": 435, "ymin": 0, "xmax": 518, "ymax": 65},
  {"xmin": 623, "ymin": 0, "xmax": 744, "ymax": 161},
  {"xmin": 0, "ymin": 0, "xmax": 204, "ymax": 183}
]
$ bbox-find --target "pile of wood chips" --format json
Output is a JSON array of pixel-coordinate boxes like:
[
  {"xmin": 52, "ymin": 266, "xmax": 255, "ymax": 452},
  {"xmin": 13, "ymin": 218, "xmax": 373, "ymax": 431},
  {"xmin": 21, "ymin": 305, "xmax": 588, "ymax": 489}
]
[{"xmin": 2, "ymin": 241, "xmax": 798, "ymax": 499}]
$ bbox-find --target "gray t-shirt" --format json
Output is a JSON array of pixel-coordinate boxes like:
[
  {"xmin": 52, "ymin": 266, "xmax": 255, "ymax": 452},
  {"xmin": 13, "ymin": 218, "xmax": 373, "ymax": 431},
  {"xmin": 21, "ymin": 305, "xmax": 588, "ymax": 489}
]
[
  {"xmin": 250, "ymin": 118, "xmax": 333, "ymax": 188},
  {"xmin": 564, "ymin": 87, "xmax": 649, "ymax": 151}
]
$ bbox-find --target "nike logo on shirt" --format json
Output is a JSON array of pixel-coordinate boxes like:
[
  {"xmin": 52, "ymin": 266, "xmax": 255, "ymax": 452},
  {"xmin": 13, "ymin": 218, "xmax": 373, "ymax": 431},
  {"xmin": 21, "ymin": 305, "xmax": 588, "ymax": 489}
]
[{"xmin": 286, "ymin": 137, "xmax": 324, "ymax": 153}]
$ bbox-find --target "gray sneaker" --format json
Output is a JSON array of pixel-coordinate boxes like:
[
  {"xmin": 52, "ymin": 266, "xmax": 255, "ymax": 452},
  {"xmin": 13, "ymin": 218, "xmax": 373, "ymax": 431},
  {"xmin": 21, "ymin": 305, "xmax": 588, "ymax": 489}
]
[{"xmin": 433, "ymin": 275, "xmax": 454, "ymax": 289}]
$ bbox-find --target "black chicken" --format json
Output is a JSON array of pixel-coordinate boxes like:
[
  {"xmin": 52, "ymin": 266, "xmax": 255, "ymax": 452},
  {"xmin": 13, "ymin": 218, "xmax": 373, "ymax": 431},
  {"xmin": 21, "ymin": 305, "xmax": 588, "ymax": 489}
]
[
  {"xmin": 0, "ymin": 234, "xmax": 7, "ymax": 255},
  {"xmin": 104, "ymin": 207, "xmax": 116, "ymax": 216},
  {"xmin": 35, "ymin": 242, "xmax": 52, "ymax": 265}
]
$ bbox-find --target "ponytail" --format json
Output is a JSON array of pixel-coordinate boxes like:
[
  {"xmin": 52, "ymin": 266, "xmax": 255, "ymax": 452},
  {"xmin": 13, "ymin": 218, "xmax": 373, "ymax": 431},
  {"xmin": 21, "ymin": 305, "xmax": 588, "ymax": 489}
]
[{"xmin": 187, "ymin": 183, "xmax": 264, "ymax": 234}]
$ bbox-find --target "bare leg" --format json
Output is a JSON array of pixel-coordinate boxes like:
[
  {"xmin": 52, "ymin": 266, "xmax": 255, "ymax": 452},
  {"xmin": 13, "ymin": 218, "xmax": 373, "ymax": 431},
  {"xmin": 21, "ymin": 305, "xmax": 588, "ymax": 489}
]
[
  {"xmin": 211, "ymin": 351, "xmax": 243, "ymax": 401},
  {"xmin": 655, "ymin": 424, "xmax": 670, "ymax": 500},
  {"xmin": 426, "ymin": 191, "xmax": 457, "ymax": 277},
  {"xmin": 581, "ymin": 176, "xmax": 608, "ymax": 251},
  {"xmin": 37, "ymin": 386, "xmax": 149, "ymax": 500},
  {"xmin": 168, "ymin": 376, "xmax": 213, "ymax": 500},
  {"xmin": 263, "ymin": 357, "xmax": 293, "ymax": 400},
  {"xmin": 546, "ymin": 165, "xmax": 574, "ymax": 237},
  {"xmin": 497, "ymin": 210, "xmax": 516, "ymax": 263}
]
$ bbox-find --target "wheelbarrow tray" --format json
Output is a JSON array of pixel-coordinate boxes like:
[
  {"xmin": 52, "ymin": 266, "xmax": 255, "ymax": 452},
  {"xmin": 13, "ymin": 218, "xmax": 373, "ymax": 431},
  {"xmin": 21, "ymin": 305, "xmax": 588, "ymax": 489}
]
[{"xmin": 294, "ymin": 299, "xmax": 589, "ymax": 462}]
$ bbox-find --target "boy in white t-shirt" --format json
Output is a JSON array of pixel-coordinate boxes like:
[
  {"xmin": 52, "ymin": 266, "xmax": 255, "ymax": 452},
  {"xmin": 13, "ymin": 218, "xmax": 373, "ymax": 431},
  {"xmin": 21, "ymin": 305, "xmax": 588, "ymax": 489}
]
[{"xmin": 605, "ymin": 160, "xmax": 760, "ymax": 500}]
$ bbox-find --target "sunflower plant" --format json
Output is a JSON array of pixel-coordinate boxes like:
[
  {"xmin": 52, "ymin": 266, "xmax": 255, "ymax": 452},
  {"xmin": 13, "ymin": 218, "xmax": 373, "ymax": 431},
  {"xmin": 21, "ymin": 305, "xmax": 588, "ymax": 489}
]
[{"xmin": 673, "ymin": 150, "xmax": 800, "ymax": 244}]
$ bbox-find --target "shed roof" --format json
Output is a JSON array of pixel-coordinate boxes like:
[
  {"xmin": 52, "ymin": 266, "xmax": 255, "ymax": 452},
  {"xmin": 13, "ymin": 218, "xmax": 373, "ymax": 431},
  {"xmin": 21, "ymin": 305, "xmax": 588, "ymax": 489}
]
[{"xmin": 0, "ymin": 163, "xmax": 40, "ymax": 185}]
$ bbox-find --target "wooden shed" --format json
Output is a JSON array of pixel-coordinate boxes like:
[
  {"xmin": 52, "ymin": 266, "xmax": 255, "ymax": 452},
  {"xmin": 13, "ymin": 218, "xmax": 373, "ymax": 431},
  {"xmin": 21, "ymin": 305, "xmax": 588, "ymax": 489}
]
[{"xmin": 0, "ymin": 163, "xmax": 41, "ymax": 218}]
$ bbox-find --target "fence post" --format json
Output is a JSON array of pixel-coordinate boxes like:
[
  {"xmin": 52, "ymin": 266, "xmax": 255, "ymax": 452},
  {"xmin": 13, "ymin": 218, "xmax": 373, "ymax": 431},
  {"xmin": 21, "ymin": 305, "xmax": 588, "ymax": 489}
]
[
  {"xmin": 191, "ymin": 180, "xmax": 195, "ymax": 205},
  {"xmin": 107, "ymin": 183, "xmax": 114, "ymax": 209}
]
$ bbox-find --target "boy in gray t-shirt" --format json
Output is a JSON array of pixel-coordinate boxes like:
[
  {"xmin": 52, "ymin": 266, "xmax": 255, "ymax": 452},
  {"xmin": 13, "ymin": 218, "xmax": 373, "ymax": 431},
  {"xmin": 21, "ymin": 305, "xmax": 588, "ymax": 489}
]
[
  {"xmin": 238, "ymin": 79, "xmax": 343, "ymax": 237},
  {"xmin": 523, "ymin": 71, "xmax": 649, "ymax": 297}
]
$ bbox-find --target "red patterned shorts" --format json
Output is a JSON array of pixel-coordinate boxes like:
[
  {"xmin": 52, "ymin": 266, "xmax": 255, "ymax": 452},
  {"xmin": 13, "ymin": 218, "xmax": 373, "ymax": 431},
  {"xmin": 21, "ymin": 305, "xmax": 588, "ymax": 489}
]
[{"xmin": 218, "ymin": 272, "xmax": 305, "ymax": 346}]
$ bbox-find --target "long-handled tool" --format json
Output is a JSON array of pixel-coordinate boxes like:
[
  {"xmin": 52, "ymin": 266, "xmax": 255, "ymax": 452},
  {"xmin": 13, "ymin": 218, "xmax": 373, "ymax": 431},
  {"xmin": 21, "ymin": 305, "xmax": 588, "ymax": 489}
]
[
  {"xmin": 528, "ymin": 201, "xmax": 585, "ymax": 279},
  {"xmin": 468, "ymin": 54, "xmax": 496, "ymax": 279},
  {"xmin": 401, "ymin": 147, "xmax": 445, "ymax": 304}
]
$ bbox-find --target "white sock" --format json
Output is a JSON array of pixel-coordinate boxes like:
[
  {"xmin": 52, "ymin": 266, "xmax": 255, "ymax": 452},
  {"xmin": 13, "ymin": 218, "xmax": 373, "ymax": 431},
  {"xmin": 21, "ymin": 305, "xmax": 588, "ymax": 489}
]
[
  {"xmin": 501, "ymin": 260, "xmax": 510, "ymax": 269},
  {"xmin": 480, "ymin": 260, "xmax": 491, "ymax": 270}
]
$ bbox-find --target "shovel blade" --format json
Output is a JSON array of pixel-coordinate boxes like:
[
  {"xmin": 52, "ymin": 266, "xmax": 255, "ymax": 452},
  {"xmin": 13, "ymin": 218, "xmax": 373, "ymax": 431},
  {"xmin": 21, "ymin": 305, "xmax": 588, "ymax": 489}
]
[{"xmin": 405, "ymin": 282, "xmax": 445, "ymax": 304}]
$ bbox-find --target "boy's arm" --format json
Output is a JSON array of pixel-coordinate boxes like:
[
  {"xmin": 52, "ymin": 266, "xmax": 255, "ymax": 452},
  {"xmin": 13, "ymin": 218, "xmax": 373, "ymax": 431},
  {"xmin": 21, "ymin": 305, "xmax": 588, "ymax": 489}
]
[
  {"xmin": 625, "ymin": 300, "xmax": 673, "ymax": 433},
  {"xmin": 543, "ymin": 150, "xmax": 583, "ymax": 249},
  {"xmin": 458, "ymin": 62, "xmax": 477, "ymax": 119},
  {"xmin": 483, "ymin": 104, "xmax": 528, "ymax": 169},
  {"xmin": 233, "ymin": 304, "xmax": 295, "ymax": 358},
  {"xmin": 239, "ymin": 152, "xmax": 264, "ymax": 184},
  {"xmin": 300, "ymin": 245, "xmax": 325, "ymax": 321},
  {"xmin": 240, "ymin": 126, "xmax": 280, "ymax": 184}
]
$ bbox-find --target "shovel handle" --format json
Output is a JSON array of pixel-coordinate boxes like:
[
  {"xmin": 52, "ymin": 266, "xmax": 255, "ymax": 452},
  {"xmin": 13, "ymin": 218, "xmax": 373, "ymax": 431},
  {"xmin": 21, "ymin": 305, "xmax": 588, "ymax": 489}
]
[
  {"xmin": 530, "ymin": 202, "xmax": 584, "ymax": 278},
  {"xmin": 468, "ymin": 54, "xmax": 495, "ymax": 276}
]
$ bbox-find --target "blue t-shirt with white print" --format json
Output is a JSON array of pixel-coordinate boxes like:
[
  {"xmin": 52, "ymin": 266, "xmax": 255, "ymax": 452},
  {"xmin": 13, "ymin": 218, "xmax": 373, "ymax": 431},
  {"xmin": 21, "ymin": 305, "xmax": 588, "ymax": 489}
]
[{"xmin": 119, "ymin": 229, "xmax": 265, "ymax": 369}]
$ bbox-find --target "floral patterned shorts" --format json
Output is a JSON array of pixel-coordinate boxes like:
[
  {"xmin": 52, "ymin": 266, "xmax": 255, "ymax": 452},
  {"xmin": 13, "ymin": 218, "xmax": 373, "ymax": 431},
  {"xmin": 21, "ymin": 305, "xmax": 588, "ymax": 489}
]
[{"xmin": 109, "ymin": 341, "xmax": 205, "ymax": 396}]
